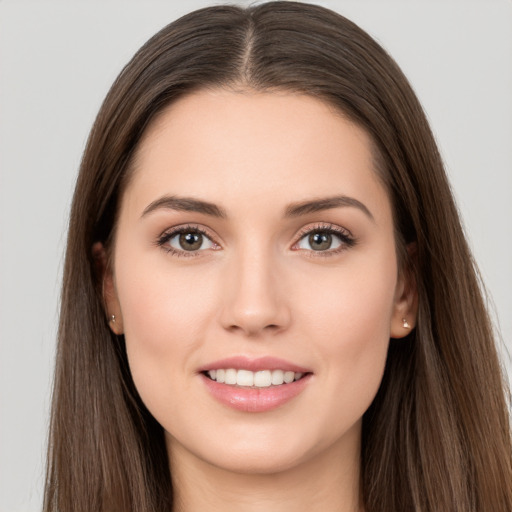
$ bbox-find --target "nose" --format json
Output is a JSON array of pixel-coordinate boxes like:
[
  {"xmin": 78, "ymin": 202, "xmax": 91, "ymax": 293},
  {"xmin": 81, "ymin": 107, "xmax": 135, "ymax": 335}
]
[{"xmin": 219, "ymin": 248, "xmax": 291, "ymax": 337}]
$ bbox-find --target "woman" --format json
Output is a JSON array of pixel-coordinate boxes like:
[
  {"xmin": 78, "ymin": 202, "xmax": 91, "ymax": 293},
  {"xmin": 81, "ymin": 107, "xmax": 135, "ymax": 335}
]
[{"xmin": 43, "ymin": 2, "xmax": 512, "ymax": 511}]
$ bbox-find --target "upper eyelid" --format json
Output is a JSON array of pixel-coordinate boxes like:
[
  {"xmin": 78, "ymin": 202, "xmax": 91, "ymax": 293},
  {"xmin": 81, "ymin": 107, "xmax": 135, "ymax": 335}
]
[
  {"xmin": 155, "ymin": 222, "xmax": 354, "ymax": 250},
  {"xmin": 291, "ymin": 223, "xmax": 356, "ymax": 254},
  {"xmin": 294, "ymin": 222, "xmax": 354, "ymax": 240},
  {"xmin": 158, "ymin": 224, "xmax": 215, "ymax": 240},
  {"xmin": 156, "ymin": 224, "xmax": 219, "ymax": 251},
  {"xmin": 156, "ymin": 225, "xmax": 219, "ymax": 257}
]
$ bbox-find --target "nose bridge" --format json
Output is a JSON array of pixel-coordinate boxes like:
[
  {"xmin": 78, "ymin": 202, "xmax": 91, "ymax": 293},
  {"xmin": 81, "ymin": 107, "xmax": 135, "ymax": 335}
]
[{"xmin": 220, "ymin": 240, "xmax": 290, "ymax": 336}]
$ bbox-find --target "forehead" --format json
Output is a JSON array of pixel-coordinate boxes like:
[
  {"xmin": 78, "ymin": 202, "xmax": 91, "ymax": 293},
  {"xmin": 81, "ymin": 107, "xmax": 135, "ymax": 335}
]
[{"xmin": 123, "ymin": 89, "xmax": 391, "ymax": 222}]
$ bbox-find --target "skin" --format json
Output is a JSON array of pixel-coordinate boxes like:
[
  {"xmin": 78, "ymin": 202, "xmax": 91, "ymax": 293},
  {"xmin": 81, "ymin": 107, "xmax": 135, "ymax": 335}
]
[{"xmin": 101, "ymin": 89, "xmax": 416, "ymax": 512}]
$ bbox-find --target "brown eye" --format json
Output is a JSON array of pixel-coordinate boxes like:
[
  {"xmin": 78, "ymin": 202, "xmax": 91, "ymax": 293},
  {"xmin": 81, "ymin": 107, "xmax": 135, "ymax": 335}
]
[
  {"xmin": 295, "ymin": 228, "xmax": 348, "ymax": 253},
  {"xmin": 308, "ymin": 232, "xmax": 333, "ymax": 251},
  {"xmin": 165, "ymin": 230, "xmax": 215, "ymax": 252},
  {"xmin": 179, "ymin": 232, "xmax": 203, "ymax": 251}
]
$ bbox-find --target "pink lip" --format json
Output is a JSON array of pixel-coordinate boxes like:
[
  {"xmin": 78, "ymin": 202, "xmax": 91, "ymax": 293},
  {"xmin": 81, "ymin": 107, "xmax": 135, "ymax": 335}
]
[
  {"xmin": 201, "ymin": 373, "xmax": 312, "ymax": 412},
  {"xmin": 198, "ymin": 356, "xmax": 310, "ymax": 373},
  {"xmin": 198, "ymin": 356, "xmax": 313, "ymax": 413}
]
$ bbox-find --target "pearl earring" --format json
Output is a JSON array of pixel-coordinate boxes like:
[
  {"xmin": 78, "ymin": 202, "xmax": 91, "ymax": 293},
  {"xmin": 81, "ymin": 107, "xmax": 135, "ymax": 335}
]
[
  {"xmin": 402, "ymin": 318, "xmax": 411, "ymax": 329},
  {"xmin": 109, "ymin": 314, "xmax": 116, "ymax": 323}
]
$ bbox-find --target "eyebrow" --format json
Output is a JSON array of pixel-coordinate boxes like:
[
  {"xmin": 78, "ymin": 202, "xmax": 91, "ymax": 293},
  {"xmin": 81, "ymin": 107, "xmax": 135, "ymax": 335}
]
[
  {"xmin": 285, "ymin": 195, "xmax": 374, "ymax": 221},
  {"xmin": 141, "ymin": 194, "xmax": 374, "ymax": 222},
  {"xmin": 141, "ymin": 195, "xmax": 227, "ymax": 219}
]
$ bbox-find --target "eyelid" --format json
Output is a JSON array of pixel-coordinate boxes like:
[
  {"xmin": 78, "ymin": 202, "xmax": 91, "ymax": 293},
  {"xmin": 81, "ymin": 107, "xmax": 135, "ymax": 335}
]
[
  {"xmin": 291, "ymin": 222, "xmax": 356, "ymax": 255},
  {"xmin": 294, "ymin": 222, "xmax": 354, "ymax": 240},
  {"xmin": 155, "ymin": 223, "xmax": 221, "ymax": 257},
  {"xmin": 154, "ymin": 221, "xmax": 356, "ymax": 258}
]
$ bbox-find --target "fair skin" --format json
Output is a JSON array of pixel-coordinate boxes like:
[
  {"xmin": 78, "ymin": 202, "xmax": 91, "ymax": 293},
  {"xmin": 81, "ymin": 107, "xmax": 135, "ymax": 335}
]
[{"xmin": 100, "ymin": 89, "xmax": 416, "ymax": 512}]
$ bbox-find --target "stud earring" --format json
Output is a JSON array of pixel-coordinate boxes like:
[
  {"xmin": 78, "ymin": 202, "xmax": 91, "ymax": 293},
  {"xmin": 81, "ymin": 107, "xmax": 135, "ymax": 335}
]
[
  {"xmin": 402, "ymin": 318, "xmax": 411, "ymax": 329},
  {"xmin": 109, "ymin": 314, "xmax": 116, "ymax": 323}
]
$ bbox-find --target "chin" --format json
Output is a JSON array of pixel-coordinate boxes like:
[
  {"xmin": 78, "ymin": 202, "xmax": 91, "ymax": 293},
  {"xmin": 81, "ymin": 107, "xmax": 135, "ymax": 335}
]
[
  {"xmin": 202, "ymin": 447, "xmax": 312, "ymax": 476},
  {"xmin": 166, "ymin": 419, "xmax": 360, "ymax": 477}
]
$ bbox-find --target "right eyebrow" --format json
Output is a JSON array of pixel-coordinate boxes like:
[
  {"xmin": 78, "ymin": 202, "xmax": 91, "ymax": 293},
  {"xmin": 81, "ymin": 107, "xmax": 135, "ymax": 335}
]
[
  {"xmin": 284, "ymin": 195, "xmax": 375, "ymax": 222},
  {"xmin": 140, "ymin": 195, "xmax": 227, "ymax": 219}
]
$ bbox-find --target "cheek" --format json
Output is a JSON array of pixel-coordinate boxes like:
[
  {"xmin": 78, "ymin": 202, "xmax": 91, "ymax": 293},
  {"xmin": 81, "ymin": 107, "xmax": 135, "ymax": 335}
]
[
  {"xmin": 301, "ymin": 252, "xmax": 396, "ymax": 339},
  {"xmin": 113, "ymin": 250, "xmax": 218, "ymax": 411},
  {"xmin": 298, "ymin": 251, "xmax": 397, "ymax": 412}
]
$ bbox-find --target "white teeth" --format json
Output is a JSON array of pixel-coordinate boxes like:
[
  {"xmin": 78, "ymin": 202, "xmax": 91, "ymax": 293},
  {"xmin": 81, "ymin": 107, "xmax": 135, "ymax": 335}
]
[
  {"xmin": 271, "ymin": 369, "xmax": 284, "ymax": 385},
  {"xmin": 225, "ymin": 368, "xmax": 237, "ymax": 385},
  {"xmin": 254, "ymin": 370, "xmax": 272, "ymax": 387},
  {"xmin": 207, "ymin": 368, "xmax": 305, "ymax": 387},
  {"xmin": 283, "ymin": 371, "xmax": 295, "ymax": 384},
  {"xmin": 236, "ymin": 369, "xmax": 254, "ymax": 387}
]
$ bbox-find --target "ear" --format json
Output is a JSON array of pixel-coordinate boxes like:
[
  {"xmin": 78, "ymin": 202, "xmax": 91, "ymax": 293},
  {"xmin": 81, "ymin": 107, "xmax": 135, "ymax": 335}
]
[
  {"xmin": 390, "ymin": 243, "xmax": 418, "ymax": 339},
  {"xmin": 92, "ymin": 242, "xmax": 124, "ymax": 335}
]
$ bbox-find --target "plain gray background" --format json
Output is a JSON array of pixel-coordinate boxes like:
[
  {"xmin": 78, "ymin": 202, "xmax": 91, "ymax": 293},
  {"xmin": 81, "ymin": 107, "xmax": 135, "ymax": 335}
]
[{"xmin": 1, "ymin": 1, "xmax": 511, "ymax": 510}]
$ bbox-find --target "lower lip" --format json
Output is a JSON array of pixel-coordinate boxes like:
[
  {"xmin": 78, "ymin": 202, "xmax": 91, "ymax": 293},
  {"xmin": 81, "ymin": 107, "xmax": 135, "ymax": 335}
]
[{"xmin": 201, "ymin": 373, "xmax": 312, "ymax": 412}]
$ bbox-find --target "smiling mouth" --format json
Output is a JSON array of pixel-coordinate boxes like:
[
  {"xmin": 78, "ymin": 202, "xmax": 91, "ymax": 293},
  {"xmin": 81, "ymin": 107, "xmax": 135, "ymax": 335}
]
[{"xmin": 203, "ymin": 369, "xmax": 308, "ymax": 388}]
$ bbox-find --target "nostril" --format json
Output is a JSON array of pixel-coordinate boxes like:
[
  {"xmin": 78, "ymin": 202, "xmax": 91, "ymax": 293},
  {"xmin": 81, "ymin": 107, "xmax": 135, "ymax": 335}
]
[
  {"xmin": 226, "ymin": 323, "xmax": 281, "ymax": 336},
  {"xmin": 219, "ymin": 294, "xmax": 292, "ymax": 336}
]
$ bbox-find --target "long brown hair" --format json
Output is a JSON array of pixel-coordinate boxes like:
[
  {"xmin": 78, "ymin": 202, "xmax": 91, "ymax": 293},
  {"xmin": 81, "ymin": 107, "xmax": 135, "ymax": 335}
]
[{"xmin": 44, "ymin": 2, "xmax": 512, "ymax": 511}]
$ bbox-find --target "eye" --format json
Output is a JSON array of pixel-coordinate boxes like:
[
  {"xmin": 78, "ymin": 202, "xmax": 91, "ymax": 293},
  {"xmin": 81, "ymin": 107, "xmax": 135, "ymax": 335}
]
[
  {"xmin": 297, "ymin": 231, "xmax": 342, "ymax": 251},
  {"xmin": 157, "ymin": 226, "xmax": 218, "ymax": 255},
  {"xmin": 293, "ymin": 224, "xmax": 355, "ymax": 254},
  {"xmin": 169, "ymin": 231, "xmax": 214, "ymax": 251}
]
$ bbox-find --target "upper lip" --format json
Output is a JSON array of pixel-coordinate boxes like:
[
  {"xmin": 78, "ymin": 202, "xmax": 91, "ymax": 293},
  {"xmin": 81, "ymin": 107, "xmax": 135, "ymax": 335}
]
[{"xmin": 198, "ymin": 356, "xmax": 311, "ymax": 374}]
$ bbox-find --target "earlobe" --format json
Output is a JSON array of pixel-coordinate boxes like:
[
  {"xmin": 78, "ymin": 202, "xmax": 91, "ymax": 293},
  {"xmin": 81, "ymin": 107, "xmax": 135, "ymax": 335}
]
[
  {"xmin": 390, "ymin": 244, "xmax": 418, "ymax": 339},
  {"xmin": 92, "ymin": 242, "xmax": 124, "ymax": 335}
]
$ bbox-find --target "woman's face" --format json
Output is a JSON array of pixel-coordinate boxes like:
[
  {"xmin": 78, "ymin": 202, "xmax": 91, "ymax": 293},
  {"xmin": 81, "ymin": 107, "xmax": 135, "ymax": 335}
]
[{"xmin": 104, "ymin": 90, "xmax": 414, "ymax": 475}]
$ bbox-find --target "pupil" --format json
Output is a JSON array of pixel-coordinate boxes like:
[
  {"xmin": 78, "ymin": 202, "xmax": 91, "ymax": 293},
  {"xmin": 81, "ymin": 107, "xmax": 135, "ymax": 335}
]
[
  {"xmin": 179, "ymin": 232, "xmax": 202, "ymax": 251},
  {"xmin": 309, "ymin": 232, "xmax": 331, "ymax": 251}
]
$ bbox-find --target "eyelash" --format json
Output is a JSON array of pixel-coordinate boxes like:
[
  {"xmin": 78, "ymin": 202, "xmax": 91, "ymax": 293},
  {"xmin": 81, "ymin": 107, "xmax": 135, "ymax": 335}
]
[
  {"xmin": 156, "ymin": 224, "xmax": 217, "ymax": 258},
  {"xmin": 292, "ymin": 223, "xmax": 356, "ymax": 257},
  {"xmin": 155, "ymin": 222, "xmax": 356, "ymax": 258}
]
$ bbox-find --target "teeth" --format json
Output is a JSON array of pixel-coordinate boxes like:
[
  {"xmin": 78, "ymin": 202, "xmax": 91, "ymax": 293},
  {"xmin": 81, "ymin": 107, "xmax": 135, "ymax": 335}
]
[
  {"xmin": 225, "ymin": 368, "xmax": 237, "ymax": 385},
  {"xmin": 207, "ymin": 368, "xmax": 305, "ymax": 387},
  {"xmin": 284, "ymin": 371, "xmax": 295, "ymax": 384},
  {"xmin": 237, "ymin": 369, "xmax": 254, "ymax": 386},
  {"xmin": 254, "ymin": 370, "xmax": 272, "ymax": 387},
  {"xmin": 271, "ymin": 369, "xmax": 284, "ymax": 385}
]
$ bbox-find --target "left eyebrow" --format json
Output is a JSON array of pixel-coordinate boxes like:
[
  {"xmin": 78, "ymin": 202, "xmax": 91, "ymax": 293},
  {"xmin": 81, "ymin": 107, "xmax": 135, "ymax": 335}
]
[
  {"xmin": 141, "ymin": 195, "xmax": 227, "ymax": 219},
  {"xmin": 284, "ymin": 195, "xmax": 375, "ymax": 221}
]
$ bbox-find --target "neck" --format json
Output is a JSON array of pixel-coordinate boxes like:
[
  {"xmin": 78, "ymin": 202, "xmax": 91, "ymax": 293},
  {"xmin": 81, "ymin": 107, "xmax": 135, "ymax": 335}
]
[{"xmin": 167, "ymin": 425, "xmax": 363, "ymax": 512}]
